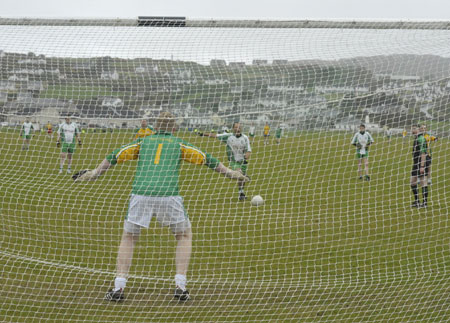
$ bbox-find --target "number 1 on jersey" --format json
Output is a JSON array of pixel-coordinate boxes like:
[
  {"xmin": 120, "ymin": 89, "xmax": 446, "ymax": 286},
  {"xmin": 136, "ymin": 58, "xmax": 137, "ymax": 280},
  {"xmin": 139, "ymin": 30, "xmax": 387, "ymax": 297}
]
[{"xmin": 154, "ymin": 143, "xmax": 163, "ymax": 164}]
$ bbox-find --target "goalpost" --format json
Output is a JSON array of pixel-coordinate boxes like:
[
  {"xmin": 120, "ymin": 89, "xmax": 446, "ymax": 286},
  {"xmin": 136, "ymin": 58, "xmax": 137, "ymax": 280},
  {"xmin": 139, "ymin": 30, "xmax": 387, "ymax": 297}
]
[{"xmin": 0, "ymin": 17, "xmax": 449, "ymax": 322}]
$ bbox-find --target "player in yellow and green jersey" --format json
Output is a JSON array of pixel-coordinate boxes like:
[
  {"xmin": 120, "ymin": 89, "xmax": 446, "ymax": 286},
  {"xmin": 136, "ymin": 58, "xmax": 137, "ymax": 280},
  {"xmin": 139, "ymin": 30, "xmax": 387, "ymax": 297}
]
[
  {"xmin": 46, "ymin": 121, "xmax": 53, "ymax": 138},
  {"xmin": 72, "ymin": 112, "xmax": 249, "ymax": 302},
  {"xmin": 263, "ymin": 123, "xmax": 270, "ymax": 145},
  {"xmin": 134, "ymin": 119, "xmax": 155, "ymax": 140},
  {"xmin": 420, "ymin": 124, "xmax": 438, "ymax": 185}
]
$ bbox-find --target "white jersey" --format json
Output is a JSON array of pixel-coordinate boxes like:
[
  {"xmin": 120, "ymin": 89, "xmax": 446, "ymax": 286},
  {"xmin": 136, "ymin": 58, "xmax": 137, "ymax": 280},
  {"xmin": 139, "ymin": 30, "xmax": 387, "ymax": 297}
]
[
  {"xmin": 351, "ymin": 131, "xmax": 374, "ymax": 155},
  {"xmin": 249, "ymin": 126, "xmax": 255, "ymax": 136},
  {"xmin": 58, "ymin": 122, "xmax": 79, "ymax": 144},
  {"xmin": 21, "ymin": 122, "xmax": 34, "ymax": 136},
  {"xmin": 217, "ymin": 133, "xmax": 251, "ymax": 162}
]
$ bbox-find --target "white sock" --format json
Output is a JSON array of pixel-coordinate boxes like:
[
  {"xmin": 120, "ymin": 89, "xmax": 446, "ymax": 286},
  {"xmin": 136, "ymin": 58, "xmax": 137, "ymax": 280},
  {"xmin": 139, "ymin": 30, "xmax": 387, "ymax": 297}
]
[
  {"xmin": 114, "ymin": 277, "xmax": 127, "ymax": 292},
  {"xmin": 175, "ymin": 274, "xmax": 187, "ymax": 290}
]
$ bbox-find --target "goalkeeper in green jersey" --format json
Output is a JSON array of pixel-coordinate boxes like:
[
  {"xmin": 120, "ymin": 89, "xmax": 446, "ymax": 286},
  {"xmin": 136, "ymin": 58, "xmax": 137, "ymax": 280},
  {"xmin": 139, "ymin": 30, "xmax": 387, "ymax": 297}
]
[{"xmin": 73, "ymin": 112, "xmax": 249, "ymax": 302}]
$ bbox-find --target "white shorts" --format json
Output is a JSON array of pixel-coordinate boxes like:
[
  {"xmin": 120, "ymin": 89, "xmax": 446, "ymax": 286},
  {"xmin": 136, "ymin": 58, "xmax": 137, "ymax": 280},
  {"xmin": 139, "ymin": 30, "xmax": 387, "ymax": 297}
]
[{"xmin": 124, "ymin": 194, "xmax": 191, "ymax": 234}]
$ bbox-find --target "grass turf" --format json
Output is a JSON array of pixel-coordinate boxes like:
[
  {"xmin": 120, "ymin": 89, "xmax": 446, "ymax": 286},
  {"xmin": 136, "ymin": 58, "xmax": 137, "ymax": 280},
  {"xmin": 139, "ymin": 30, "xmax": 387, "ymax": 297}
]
[{"xmin": 0, "ymin": 130, "xmax": 449, "ymax": 322}]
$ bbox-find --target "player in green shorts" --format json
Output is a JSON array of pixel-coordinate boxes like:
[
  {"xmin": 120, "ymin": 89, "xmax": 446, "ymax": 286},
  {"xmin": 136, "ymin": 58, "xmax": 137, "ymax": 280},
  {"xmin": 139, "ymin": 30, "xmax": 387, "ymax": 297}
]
[
  {"xmin": 275, "ymin": 126, "xmax": 282, "ymax": 144},
  {"xmin": 20, "ymin": 117, "xmax": 34, "ymax": 150},
  {"xmin": 199, "ymin": 122, "xmax": 252, "ymax": 201},
  {"xmin": 249, "ymin": 125, "xmax": 256, "ymax": 143},
  {"xmin": 351, "ymin": 124, "xmax": 374, "ymax": 181},
  {"xmin": 57, "ymin": 117, "xmax": 82, "ymax": 174},
  {"xmin": 72, "ymin": 112, "xmax": 249, "ymax": 302}
]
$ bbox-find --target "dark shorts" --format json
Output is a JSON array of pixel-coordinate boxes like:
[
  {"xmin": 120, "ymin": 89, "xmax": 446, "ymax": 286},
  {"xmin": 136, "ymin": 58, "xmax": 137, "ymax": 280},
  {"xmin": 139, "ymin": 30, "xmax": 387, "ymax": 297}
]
[{"xmin": 411, "ymin": 158, "xmax": 430, "ymax": 177}]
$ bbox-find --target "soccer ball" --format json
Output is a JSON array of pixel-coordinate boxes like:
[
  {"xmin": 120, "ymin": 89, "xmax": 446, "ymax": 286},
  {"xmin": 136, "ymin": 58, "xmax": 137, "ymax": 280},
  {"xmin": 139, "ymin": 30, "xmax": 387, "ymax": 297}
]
[{"xmin": 251, "ymin": 195, "xmax": 264, "ymax": 206}]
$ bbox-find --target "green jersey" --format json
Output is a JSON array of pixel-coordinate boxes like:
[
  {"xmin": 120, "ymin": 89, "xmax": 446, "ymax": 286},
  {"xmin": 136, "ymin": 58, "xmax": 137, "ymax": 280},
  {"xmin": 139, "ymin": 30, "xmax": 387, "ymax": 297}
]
[
  {"xmin": 275, "ymin": 128, "xmax": 282, "ymax": 138},
  {"xmin": 412, "ymin": 134, "xmax": 428, "ymax": 160},
  {"xmin": 106, "ymin": 131, "xmax": 220, "ymax": 196}
]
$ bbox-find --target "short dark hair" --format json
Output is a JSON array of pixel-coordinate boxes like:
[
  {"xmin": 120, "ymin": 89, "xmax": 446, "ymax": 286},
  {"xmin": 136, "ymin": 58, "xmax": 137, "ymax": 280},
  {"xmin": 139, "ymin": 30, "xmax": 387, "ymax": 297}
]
[{"xmin": 360, "ymin": 124, "xmax": 365, "ymax": 128}]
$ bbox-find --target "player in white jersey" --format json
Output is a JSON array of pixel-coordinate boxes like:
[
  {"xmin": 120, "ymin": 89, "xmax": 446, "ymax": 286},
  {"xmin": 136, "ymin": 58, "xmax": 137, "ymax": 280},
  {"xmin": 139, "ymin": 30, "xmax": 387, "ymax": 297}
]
[
  {"xmin": 20, "ymin": 117, "xmax": 34, "ymax": 150},
  {"xmin": 200, "ymin": 122, "xmax": 252, "ymax": 201},
  {"xmin": 249, "ymin": 125, "xmax": 256, "ymax": 143},
  {"xmin": 351, "ymin": 124, "xmax": 374, "ymax": 181},
  {"xmin": 57, "ymin": 117, "xmax": 82, "ymax": 174}
]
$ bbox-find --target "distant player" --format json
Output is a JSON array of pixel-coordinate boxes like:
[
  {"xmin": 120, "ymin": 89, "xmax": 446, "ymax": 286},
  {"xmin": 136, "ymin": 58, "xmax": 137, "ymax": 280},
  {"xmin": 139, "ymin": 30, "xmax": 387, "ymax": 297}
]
[
  {"xmin": 275, "ymin": 125, "xmax": 282, "ymax": 144},
  {"xmin": 249, "ymin": 124, "xmax": 256, "ymax": 143},
  {"xmin": 20, "ymin": 117, "xmax": 34, "ymax": 150},
  {"xmin": 263, "ymin": 123, "xmax": 270, "ymax": 145},
  {"xmin": 57, "ymin": 117, "xmax": 82, "ymax": 174},
  {"xmin": 420, "ymin": 124, "xmax": 437, "ymax": 185},
  {"xmin": 402, "ymin": 129, "xmax": 407, "ymax": 139},
  {"xmin": 385, "ymin": 127, "xmax": 392, "ymax": 141},
  {"xmin": 46, "ymin": 121, "xmax": 53, "ymax": 138},
  {"xmin": 200, "ymin": 122, "xmax": 252, "ymax": 201},
  {"xmin": 134, "ymin": 119, "xmax": 155, "ymax": 140},
  {"xmin": 410, "ymin": 125, "xmax": 429, "ymax": 208},
  {"xmin": 351, "ymin": 124, "xmax": 374, "ymax": 181}
]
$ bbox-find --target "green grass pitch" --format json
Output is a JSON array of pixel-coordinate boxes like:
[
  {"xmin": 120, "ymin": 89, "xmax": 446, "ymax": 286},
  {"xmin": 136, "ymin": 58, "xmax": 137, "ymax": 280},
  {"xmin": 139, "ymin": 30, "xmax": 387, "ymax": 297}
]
[{"xmin": 0, "ymin": 129, "xmax": 449, "ymax": 322}]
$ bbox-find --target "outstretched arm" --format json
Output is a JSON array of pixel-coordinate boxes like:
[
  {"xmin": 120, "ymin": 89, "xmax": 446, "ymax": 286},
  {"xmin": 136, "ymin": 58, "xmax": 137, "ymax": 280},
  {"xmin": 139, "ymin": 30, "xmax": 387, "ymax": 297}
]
[
  {"xmin": 215, "ymin": 162, "xmax": 250, "ymax": 182},
  {"xmin": 93, "ymin": 159, "xmax": 113, "ymax": 177},
  {"xmin": 73, "ymin": 159, "xmax": 113, "ymax": 181},
  {"xmin": 180, "ymin": 142, "xmax": 249, "ymax": 182},
  {"xmin": 199, "ymin": 132, "xmax": 217, "ymax": 138}
]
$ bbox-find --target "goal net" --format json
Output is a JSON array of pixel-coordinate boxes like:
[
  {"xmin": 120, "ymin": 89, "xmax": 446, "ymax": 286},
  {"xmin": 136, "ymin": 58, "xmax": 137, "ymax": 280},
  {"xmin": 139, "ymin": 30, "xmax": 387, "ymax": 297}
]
[{"xmin": 0, "ymin": 17, "xmax": 449, "ymax": 322}]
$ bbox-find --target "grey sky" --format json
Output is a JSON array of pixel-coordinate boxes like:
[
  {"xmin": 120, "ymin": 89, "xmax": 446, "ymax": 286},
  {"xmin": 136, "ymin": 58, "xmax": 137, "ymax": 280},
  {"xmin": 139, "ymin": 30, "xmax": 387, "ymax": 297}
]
[
  {"xmin": 1, "ymin": 0, "xmax": 450, "ymax": 64},
  {"xmin": 2, "ymin": 0, "xmax": 450, "ymax": 20},
  {"xmin": 2, "ymin": 26, "xmax": 449, "ymax": 64}
]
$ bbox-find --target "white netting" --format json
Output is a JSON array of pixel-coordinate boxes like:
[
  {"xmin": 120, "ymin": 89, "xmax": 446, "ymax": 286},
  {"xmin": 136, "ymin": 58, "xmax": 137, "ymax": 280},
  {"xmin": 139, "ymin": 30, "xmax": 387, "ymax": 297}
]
[{"xmin": 0, "ymin": 18, "xmax": 449, "ymax": 322}]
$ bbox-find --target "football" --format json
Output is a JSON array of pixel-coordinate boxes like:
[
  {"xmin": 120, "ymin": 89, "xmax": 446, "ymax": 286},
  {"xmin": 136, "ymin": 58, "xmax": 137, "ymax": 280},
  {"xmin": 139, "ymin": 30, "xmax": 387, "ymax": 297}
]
[{"xmin": 251, "ymin": 195, "xmax": 264, "ymax": 206}]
